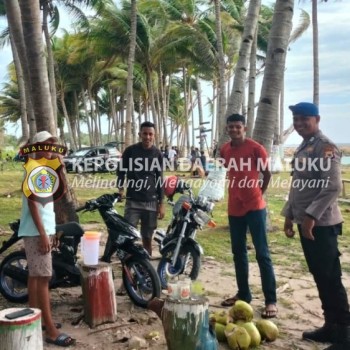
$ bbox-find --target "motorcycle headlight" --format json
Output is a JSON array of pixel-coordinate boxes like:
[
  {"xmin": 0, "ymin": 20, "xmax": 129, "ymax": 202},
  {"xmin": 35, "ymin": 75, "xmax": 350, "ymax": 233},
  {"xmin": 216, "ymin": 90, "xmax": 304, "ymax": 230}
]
[
  {"xmin": 205, "ymin": 201, "xmax": 215, "ymax": 213},
  {"xmin": 193, "ymin": 209, "xmax": 211, "ymax": 226},
  {"xmin": 196, "ymin": 195, "xmax": 215, "ymax": 213}
]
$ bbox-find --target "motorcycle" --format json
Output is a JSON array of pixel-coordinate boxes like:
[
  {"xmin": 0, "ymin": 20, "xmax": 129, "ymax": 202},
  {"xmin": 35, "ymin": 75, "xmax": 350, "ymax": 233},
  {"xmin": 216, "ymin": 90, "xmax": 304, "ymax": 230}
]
[
  {"xmin": 155, "ymin": 176, "xmax": 216, "ymax": 288},
  {"xmin": 0, "ymin": 193, "xmax": 161, "ymax": 308}
]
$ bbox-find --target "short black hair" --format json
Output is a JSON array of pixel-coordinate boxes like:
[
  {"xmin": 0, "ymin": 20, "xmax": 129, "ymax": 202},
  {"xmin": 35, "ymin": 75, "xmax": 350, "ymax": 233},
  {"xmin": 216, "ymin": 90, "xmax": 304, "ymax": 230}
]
[
  {"xmin": 140, "ymin": 121, "xmax": 155, "ymax": 129},
  {"xmin": 226, "ymin": 113, "xmax": 246, "ymax": 125}
]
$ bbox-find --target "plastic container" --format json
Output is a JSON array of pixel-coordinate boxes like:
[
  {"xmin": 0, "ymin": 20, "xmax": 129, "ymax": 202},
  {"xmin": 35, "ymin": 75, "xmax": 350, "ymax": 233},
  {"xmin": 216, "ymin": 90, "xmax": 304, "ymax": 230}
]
[
  {"xmin": 198, "ymin": 167, "xmax": 227, "ymax": 201},
  {"xmin": 167, "ymin": 280, "xmax": 179, "ymax": 300},
  {"xmin": 178, "ymin": 279, "xmax": 191, "ymax": 300},
  {"xmin": 80, "ymin": 231, "xmax": 101, "ymax": 265}
]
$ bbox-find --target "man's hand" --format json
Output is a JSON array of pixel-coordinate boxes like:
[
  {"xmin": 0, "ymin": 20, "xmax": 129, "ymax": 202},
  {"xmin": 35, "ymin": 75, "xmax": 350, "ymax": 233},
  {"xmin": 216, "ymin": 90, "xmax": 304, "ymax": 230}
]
[
  {"xmin": 301, "ymin": 215, "xmax": 315, "ymax": 240},
  {"xmin": 284, "ymin": 218, "xmax": 295, "ymax": 238},
  {"xmin": 39, "ymin": 234, "xmax": 51, "ymax": 254},
  {"xmin": 158, "ymin": 203, "xmax": 165, "ymax": 220},
  {"xmin": 52, "ymin": 234, "xmax": 60, "ymax": 249}
]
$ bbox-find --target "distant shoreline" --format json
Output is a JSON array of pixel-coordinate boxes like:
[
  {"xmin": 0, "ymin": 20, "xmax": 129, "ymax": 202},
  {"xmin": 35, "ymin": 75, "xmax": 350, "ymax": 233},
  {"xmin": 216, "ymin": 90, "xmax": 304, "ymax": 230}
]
[{"xmin": 284, "ymin": 145, "xmax": 350, "ymax": 157}]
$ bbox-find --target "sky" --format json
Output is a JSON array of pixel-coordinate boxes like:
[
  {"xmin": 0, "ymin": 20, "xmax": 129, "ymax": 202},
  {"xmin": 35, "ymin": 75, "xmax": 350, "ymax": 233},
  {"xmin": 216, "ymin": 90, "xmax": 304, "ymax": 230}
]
[{"xmin": 0, "ymin": 1, "xmax": 349, "ymax": 145}]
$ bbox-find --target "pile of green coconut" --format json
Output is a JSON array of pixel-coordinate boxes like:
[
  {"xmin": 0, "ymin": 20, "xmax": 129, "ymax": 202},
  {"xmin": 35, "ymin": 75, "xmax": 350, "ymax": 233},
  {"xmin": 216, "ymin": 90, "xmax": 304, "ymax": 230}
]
[{"xmin": 210, "ymin": 300, "xmax": 279, "ymax": 349}]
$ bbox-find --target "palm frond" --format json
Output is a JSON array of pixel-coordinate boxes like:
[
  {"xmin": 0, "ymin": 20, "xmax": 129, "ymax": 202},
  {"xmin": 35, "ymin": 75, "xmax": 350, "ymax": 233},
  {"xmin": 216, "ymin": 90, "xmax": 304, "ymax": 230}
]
[{"xmin": 289, "ymin": 8, "xmax": 310, "ymax": 44}]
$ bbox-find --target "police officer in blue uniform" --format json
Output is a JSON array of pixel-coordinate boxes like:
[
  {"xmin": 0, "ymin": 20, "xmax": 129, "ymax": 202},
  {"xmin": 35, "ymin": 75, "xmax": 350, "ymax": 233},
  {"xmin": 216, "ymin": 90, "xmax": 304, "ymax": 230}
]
[{"xmin": 282, "ymin": 102, "xmax": 350, "ymax": 350}]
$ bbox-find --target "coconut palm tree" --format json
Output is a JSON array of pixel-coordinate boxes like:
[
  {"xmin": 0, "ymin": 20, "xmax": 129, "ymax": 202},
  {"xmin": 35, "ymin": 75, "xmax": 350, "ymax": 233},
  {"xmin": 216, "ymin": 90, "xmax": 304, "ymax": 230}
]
[
  {"xmin": 253, "ymin": 0, "xmax": 295, "ymax": 152},
  {"xmin": 16, "ymin": 0, "xmax": 55, "ymax": 132},
  {"xmin": 4, "ymin": 0, "xmax": 79, "ymax": 222},
  {"xmin": 212, "ymin": 0, "xmax": 226, "ymax": 139},
  {"xmin": 225, "ymin": 0, "xmax": 261, "ymax": 116},
  {"xmin": 3, "ymin": 0, "xmax": 36, "ymax": 139},
  {"xmin": 124, "ymin": 0, "xmax": 137, "ymax": 147}
]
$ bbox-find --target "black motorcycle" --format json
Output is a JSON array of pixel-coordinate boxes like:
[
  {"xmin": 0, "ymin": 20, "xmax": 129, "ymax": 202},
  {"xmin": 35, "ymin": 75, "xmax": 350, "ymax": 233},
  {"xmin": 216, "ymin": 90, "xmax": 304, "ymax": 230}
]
[
  {"xmin": 0, "ymin": 221, "xmax": 84, "ymax": 303},
  {"xmin": 155, "ymin": 177, "xmax": 216, "ymax": 288},
  {"xmin": 0, "ymin": 193, "xmax": 161, "ymax": 308}
]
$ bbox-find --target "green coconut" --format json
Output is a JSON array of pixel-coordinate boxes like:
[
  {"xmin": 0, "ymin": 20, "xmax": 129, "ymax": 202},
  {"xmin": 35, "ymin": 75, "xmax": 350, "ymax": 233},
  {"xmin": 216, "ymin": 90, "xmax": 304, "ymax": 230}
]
[
  {"xmin": 224, "ymin": 322, "xmax": 238, "ymax": 337},
  {"xmin": 226, "ymin": 326, "xmax": 251, "ymax": 350},
  {"xmin": 229, "ymin": 300, "xmax": 254, "ymax": 322},
  {"xmin": 242, "ymin": 322, "xmax": 261, "ymax": 347},
  {"xmin": 214, "ymin": 322, "xmax": 227, "ymax": 342},
  {"xmin": 214, "ymin": 310, "xmax": 231, "ymax": 325},
  {"xmin": 226, "ymin": 330, "xmax": 238, "ymax": 350},
  {"xmin": 256, "ymin": 319, "xmax": 279, "ymax": 342}
]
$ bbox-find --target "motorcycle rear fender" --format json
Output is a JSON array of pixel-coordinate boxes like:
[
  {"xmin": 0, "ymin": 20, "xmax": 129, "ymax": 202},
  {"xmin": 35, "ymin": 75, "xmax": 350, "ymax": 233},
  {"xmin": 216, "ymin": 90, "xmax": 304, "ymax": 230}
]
[
  {"xmin": 160, "ymin": 237, "xmax": 203, "ymax": 256},
  {"xmin": 0, "ymin": 232, "xmax": 21, "ymax": 255},
  {"xmin": 123, "ymin": 244, "xmax": 151, "ymax": 260},
  {"xmin": 56, "ymin": 222, "xmax": 84, "ymax": 255}
]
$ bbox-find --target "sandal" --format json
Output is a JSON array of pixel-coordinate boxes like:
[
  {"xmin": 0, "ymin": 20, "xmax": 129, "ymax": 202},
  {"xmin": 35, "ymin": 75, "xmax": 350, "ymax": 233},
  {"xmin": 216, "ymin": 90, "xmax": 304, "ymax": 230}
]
[
  {"xmin": 221, "ymin": 295, "xmax": 240, "ymax": 307},
  {"xmin": 261, "ymin": 304, "xmax": 278, "ymax": 319},
  {"xmin": 45, "ymin": 333, "xmax": 76, "ymax": 347},
  {"xmin": 42, "ymin": 322, "xmax": 62, "ymax": 331}
]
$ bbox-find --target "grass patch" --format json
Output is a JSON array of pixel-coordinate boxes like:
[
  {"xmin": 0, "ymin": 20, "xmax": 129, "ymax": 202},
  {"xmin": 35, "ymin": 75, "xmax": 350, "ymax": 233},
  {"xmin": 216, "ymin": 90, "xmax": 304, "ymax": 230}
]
[{"xmin": 1, "ymin": 166, "xmax": 350, "ymax": 266}]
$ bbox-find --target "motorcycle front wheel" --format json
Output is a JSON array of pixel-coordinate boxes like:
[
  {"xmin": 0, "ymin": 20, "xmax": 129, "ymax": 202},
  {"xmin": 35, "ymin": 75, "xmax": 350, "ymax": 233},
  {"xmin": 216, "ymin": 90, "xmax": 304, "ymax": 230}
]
[
  {"xmin": 0, "ymin": 251, "xmax": 29, "ymax": 303},
  {"xmin": 157, "ymin": 243, "xmax": 201, "ymax": 289},
  {"xmin": 122, "ymin": 257, "xmax": 161, "ymax": 308}
]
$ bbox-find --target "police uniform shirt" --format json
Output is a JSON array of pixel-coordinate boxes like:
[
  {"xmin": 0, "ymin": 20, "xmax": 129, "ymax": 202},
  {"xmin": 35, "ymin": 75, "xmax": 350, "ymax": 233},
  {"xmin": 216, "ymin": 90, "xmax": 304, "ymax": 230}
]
[{"xmin": 282, "ymin": 130, "xmax": 343, "ymax": 226}]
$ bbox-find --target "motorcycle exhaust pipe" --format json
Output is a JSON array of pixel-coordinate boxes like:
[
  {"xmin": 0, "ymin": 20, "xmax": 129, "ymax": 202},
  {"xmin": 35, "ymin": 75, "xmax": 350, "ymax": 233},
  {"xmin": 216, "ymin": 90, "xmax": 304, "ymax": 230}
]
[{"xmin": 3, "ymin": 265, "xmax": 28, "ymax": 285}]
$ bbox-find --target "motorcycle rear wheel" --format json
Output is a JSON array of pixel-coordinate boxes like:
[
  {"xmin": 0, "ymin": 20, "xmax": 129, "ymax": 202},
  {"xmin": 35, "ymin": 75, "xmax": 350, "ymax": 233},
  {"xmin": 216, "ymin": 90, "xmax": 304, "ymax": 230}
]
[
  {"xmin": 122, "ymin": 257, "xmax": 161, "ymax": 308},
  {"xmin": 157, "ymin": 243, "xmax": 201, "ymax": 289},
  {"xmin": 0, "ymin": 251, "xmax": 29, "ymax": 303}
]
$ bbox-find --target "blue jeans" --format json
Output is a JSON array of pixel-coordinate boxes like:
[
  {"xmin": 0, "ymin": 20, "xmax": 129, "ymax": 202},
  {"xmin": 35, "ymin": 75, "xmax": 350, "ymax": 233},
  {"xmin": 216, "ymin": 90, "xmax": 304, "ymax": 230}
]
[{"xmin": 228, "ymin": 208, "xmax": 277, "ymax": 305}]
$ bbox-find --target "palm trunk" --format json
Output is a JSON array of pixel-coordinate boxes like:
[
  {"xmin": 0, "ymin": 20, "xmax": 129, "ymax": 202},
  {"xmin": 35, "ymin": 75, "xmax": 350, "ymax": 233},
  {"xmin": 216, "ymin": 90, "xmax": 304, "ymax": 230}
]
[
  {"xmin": 213, "ymin": 0, "xmax": 226, "ymax": 138},
  {"xmin": 225, "ymin": 0, "xmax": 261, "ymax": 116},
  {"xmin": 253, "ymin": 0, "xmax": 294, "ymax": 153},
  {"xmin": 246, "ymin": 27, "xmax": 258, "ymax": 138},
  {"xmin": 196, "ymin": 76, "xmax": 205, "ymax": 151},
  {"xmin": 125, "ymin": 0, "xmax": 137, "ymax": 147},
  {"xmin": 147, "ymin": 68, "xmax": 159, "ymax": 144},
  {"xmin": 4, "ymin": 0, "xmax": 36, "ymax": 137},
  {"xmin": 18, "ymin": 0, "xmax": 55, "ymax": 133},
  {"xmin": 312, "ymin": 0, "xmax": 319, "ymax": 106},
  {"xmin": 42, "ymin": 1, "xmax": 58, "ymax": 128},
  {"xmin": 9, "ymin": 38, "xmax": 29, "ymax": 141},
  {"xmin": 60, "ymin": 92, "xmax": 76, "ymax": 150}
]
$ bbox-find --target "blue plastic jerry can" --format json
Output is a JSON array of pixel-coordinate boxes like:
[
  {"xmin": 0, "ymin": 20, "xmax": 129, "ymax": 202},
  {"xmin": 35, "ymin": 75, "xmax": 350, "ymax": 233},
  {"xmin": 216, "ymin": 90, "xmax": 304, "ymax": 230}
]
[{"xmin": 195, "ymin": 310, "xmax": 218, "ymax": 350}]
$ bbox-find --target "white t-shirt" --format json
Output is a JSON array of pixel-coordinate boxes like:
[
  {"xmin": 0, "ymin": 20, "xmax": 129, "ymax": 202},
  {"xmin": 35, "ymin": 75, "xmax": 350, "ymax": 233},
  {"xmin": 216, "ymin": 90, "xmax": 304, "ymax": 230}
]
[{"xmin": 168, "ymin": 149, "xmax": 177, "ymax": 159}]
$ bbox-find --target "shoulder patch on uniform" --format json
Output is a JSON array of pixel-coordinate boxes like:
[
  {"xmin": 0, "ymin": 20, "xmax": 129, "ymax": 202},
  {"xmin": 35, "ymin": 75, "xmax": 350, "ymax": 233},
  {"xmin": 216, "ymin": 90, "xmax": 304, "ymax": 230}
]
[{"xmin": 323, "ymin": 144, "xmax": 335, "ymax": 159}]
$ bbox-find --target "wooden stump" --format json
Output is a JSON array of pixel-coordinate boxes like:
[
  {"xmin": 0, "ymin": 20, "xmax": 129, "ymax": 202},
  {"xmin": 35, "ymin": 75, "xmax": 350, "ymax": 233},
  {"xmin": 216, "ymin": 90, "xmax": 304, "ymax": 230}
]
[
  {"xmin": 79, "ymin": 262, "xmax": 117, "ymax": 328},
  {"xmin": 0, "ymin": 308, "xmax": 42, "ymax": 350},
  {"xmin": 162, "ymin": 297, "xmax": 218, "ymax": 350}
]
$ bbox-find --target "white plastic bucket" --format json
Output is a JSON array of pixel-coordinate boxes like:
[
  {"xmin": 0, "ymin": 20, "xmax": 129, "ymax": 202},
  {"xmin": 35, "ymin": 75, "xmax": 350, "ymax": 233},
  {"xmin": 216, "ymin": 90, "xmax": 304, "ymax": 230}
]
[{"xmin": 81, "ymin": 231, "xmax": 101, "ymax": 265}]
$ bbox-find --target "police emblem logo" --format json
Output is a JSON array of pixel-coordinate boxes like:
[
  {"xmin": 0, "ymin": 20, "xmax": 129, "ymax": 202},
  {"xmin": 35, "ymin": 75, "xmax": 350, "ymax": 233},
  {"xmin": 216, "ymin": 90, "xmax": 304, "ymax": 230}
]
[
  {"xmin": 22, "ymin": 157, "xmax": 66, "ymax": 205},
  {"xmin": 323, "ymin": 144, "xmax": 335, "ymax": 159}
]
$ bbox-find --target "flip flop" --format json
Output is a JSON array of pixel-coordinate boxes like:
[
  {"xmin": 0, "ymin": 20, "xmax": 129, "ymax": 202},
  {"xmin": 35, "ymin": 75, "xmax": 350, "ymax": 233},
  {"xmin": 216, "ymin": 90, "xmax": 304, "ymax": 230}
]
[
  {"xmin": 261, "ymin": 304, "xmax": 278, "ymax": 319},
  {"xmin": 221, "ymin": 295, "xmax": 240, "ymax": 307},
  {"xmin": 42, "ymin": 322, "xmax": 62, "ymax": 331},
  {"xmin": 45, "ymin": 333, "xmax": 76, "ymax": 347}
]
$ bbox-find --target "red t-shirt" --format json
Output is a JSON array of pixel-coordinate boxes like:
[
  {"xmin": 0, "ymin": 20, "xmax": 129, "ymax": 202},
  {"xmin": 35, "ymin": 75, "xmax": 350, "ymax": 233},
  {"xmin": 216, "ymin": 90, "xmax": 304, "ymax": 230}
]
[{"xmin": 220, "ymin": 138, "xmax": 268, "ymax": 216}]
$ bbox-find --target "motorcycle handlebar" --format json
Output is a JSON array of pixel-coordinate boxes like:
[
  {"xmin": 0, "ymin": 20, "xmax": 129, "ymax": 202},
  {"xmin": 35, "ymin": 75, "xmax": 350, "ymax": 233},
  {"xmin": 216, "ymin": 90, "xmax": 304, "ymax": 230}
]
[
  {"xmin": 75, "ymin": 193, "xmax": 123, "ymax": 213},
  {"xmin": 75, "ymin": 205, "xmax": 87, "ymax": 212}
]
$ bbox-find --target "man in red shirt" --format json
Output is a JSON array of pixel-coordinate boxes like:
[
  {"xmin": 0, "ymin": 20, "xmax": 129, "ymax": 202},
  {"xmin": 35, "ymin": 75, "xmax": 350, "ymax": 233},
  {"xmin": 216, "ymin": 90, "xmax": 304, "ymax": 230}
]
[{"xmin": 220, "ymin": 113, "xmax": 277, "ymax": 318}]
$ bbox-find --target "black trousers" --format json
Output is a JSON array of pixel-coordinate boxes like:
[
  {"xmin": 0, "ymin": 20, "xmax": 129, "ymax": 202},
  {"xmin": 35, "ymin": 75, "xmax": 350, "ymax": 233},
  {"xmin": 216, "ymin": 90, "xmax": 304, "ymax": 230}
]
[{"xmin": 298, "ymin": 224, "xmax": 350, "ymax": 325}]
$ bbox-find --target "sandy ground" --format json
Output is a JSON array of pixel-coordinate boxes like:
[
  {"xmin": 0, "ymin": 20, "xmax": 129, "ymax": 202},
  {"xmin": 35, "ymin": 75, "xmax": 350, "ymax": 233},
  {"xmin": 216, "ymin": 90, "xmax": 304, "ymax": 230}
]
[{"xmin": 1, "ymin": 232, "xmax": 349, "ymax": 350}]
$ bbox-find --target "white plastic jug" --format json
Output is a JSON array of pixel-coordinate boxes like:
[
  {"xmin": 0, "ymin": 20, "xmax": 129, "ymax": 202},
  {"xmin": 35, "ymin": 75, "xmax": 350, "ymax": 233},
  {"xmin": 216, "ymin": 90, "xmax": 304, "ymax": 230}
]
[{"xmin": 80, "ymin": 231, "xmax": 101, "ymax": 265}]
